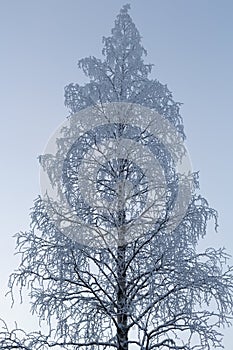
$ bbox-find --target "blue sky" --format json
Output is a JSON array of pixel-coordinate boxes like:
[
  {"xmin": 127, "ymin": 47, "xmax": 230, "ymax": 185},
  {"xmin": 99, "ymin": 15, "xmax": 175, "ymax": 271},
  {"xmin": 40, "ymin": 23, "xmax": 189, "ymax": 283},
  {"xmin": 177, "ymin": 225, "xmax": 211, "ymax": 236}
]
[{"xmin": 0, "ymin": 0, "xmax": 233, "ymax": 347}]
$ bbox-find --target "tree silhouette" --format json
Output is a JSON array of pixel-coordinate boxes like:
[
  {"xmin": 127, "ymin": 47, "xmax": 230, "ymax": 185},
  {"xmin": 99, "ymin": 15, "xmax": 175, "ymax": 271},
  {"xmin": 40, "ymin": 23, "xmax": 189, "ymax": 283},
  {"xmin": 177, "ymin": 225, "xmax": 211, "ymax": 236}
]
[{"xmin": 1, "ymin": 4, "xmax": 233, "ymax": 350}]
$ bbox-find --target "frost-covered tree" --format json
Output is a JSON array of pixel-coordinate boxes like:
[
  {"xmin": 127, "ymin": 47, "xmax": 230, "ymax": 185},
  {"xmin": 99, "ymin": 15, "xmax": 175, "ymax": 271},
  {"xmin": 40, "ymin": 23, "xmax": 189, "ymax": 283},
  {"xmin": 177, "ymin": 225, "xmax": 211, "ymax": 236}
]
[{"xmin": 1, "ymin": 4, "xmax": 233, "ymax": 350}]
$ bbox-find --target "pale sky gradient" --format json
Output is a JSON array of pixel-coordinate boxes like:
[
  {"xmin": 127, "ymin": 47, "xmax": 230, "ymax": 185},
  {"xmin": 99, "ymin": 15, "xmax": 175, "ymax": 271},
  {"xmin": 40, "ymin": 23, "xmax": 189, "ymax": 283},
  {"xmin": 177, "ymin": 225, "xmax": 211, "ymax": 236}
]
[{"xmin": 0, "ymin": 0, "xmax": 233, "ymax": 348}]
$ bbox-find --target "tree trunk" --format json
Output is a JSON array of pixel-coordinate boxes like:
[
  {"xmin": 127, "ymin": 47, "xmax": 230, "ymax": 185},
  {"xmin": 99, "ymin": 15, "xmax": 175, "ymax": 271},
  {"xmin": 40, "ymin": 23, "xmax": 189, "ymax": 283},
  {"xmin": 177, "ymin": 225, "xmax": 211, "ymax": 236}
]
[
  {"xmin": 117, "ymin": 243, "xmax": 128, "ymax": 350},
  {"xmin": 116, "ymin": 177, "xmax": 128, "ymax": 350}
]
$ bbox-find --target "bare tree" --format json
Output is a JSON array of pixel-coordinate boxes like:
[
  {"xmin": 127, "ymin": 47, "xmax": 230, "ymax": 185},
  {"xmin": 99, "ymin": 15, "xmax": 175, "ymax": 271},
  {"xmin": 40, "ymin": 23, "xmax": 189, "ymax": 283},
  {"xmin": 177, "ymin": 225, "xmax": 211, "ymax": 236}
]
[{"xmin": 1, "ymin": 4, "xmax": 233, "ymax": 350}]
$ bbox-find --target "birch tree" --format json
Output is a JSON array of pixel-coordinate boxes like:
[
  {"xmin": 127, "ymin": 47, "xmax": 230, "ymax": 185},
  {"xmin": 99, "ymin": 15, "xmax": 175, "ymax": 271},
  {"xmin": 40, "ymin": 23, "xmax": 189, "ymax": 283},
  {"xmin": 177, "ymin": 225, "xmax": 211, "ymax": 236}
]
[{"xmin": 1, "ymin": 4, "xmax": 233, "ymax": 350}]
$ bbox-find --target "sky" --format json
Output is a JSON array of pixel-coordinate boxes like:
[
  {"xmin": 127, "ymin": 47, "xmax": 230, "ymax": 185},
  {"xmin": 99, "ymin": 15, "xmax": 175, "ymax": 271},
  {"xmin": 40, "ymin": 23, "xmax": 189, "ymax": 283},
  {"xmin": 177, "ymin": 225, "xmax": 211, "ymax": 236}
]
[{"xmin": 0, "ymin": 0, "xmax": 233, "ymax": 348}]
